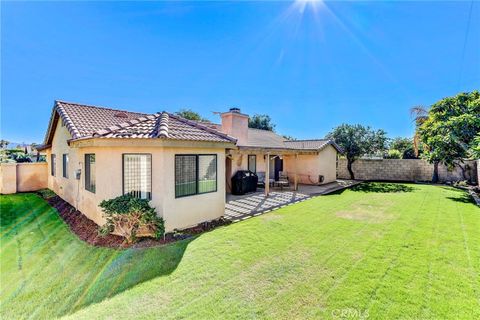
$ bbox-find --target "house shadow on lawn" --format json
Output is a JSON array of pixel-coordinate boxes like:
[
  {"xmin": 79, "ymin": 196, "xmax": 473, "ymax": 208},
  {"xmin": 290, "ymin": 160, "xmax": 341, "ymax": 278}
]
[
  {"xmin": 0, "ymin": 193, "xmax": 198, "ymax": 319},
  {"xmin": 60, "ymin": 235, "xmax": 196, "ymax": 317},
  {"xmin": 350, "ymin": 182, "xmax": 415, "ymax": 193}
]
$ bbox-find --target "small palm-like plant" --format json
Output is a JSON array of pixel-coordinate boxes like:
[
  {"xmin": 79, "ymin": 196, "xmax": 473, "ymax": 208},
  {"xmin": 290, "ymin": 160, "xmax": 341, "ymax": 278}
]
[{"xmin": 410, "ymin": 105, "xmax": 429, "ymax": 157}]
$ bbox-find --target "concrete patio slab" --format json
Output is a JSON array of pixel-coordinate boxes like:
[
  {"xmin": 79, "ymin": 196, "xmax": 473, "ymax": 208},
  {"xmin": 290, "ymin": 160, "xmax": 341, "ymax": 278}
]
[{"xmin": 225, "ymin": 179, "xmax": 360, "ymax": 222}]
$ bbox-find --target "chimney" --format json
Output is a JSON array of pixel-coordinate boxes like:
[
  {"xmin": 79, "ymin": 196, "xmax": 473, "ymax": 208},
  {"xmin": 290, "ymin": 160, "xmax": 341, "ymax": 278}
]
[{"xmin": 220, "ymin": 107, "xmax": 248, "ymax": 145}]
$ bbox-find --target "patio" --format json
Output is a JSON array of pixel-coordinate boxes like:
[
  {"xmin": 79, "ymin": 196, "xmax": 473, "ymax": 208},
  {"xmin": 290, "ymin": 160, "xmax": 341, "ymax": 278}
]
[{"xmin": 225, "ymin": 179, "xmax": 359, "ymax": 221}]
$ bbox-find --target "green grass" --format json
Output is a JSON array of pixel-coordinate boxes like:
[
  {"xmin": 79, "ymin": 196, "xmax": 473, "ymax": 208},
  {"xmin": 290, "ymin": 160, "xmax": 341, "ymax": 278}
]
[
  {"xmin": 1, "ymin": 183, "xmax": 479, "ymax": 319},
  {"xmin": 175, "ymin": 180, "xmax": 216, "ymax": 197}
]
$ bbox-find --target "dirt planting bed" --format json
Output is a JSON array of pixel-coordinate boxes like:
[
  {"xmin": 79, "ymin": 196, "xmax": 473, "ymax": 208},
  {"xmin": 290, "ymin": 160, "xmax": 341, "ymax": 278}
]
[{"xmin": 38, "ymin": 192, "xmax": 231, "ymax": 249}]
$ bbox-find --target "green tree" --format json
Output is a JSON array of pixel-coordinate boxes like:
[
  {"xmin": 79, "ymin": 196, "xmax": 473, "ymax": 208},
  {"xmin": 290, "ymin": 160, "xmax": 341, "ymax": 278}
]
[
  {"xmin": 416, "ymin": 91, "xmax": 480, "ymax": 182},
  {"xmin": 470, "ymin": 135, "xmax": 480, "ymax": 159},
  {"xmin": 327, "ymin": 124, "xmax": 388, "ymax": 179},
  {"xmin": 389, "ymin": 137, "xmax": 412, "ymax": 153},
  {"xmin": 0, "ymin": 140, "xmax": 9, "ymax": 149},
  {"xmin": 283, "ymin": 135, "xmax": 296, "ymax": 141},
  {"xmin": 388, "ymin": 137, "xmax": 418, "ymax": 159},
  {"xmin": 175, "ymin": 109, "xmax": 210, "ymax": 122},
  {"xmin": 248, "ymin": 114, "xmax": 276, "ymax": 131},
  {"xmin": 385, "ymin": 149, "xmax": 402, "ymax": 159}
]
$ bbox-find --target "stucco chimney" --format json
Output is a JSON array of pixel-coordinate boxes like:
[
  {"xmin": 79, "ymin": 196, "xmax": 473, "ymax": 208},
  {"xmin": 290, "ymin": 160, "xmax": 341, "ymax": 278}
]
[{"xmin": 220, "ymin": 107, "xmax": 249, "ymax": 145}]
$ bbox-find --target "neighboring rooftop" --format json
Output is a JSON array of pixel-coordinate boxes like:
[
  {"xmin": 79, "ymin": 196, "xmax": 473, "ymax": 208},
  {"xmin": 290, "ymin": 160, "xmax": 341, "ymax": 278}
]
[{"xmin": 240, "ymin": 128, "xmax": 342, "ymax": 152}]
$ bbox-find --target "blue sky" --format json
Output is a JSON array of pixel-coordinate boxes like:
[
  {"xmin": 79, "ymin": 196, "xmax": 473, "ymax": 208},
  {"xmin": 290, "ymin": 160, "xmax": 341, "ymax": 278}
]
[{"xmin": 2, "ymin": 1, "xmax": 479, "ymax": 143}]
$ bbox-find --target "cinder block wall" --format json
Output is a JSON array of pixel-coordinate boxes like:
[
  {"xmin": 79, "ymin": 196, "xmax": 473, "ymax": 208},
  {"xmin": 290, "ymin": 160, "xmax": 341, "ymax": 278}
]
[
  {"xmin": 337, "ymin": 159, "xmax": 477, "ymax": 183},
  {"xmin": 478, "ymin": 160, "xmax": 480, "ymax": 187},
  {"xmin": 0, "ymin": 163, "xmax": 48, "ymax": 194}
]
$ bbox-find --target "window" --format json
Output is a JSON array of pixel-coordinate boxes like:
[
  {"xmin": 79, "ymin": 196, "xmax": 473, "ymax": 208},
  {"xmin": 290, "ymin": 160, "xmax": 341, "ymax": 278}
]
[
  {"xmin": 123, "ymin": 154, "xmax": 152, "ymax": 200},
  {"xmin": 175, "ymin": 154, "xmax": 217, "ymax": 198},
  {"xmin": 85, "ymin": 154, "xmax": 96, "ymax": 193},
  {"xmin": 248, "ymin": 155, "xmax": 256, "ymax": 173},
  {"xmin": 198, "ymin": 155, "xmax": 217, "ymax": 194},
  {"xmin": 51, "ymin": 154, "xmax": 56, "ymax": 176},
  {"xmin": 62, "ymin": 154, "xmax": 69, "ymax": 178}
]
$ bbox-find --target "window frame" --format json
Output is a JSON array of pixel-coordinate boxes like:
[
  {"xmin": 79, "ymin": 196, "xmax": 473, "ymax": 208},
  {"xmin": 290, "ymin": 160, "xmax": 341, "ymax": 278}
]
[
  {"xmin": 174, "ymin": 154, "xmax": 218, "ymax": 198},
  {"xmin": 248, "ymin": 154, "xmax": 256, "ymax": 173},
  {"xmin": 51, "ymin": 154, "xmax": 56, "ymax": 176},
  {"xmin": 85, "ymin": 154, "xmax": 96, "ymax": 193},
  {"xmin": 62, "ymin": 154, "xmax": 69, "ymax": 178},
  {"xmin": 122, "ymin": 153, "xmax": 152, "ymax": 200}
]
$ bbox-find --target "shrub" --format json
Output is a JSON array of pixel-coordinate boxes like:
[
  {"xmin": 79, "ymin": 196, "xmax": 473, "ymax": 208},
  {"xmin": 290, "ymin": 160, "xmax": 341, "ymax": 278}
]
[
  {"xmin": 37, "ymin": 189, "xmax": 56, "ymax": 199},
  {"xmin": 99, "ymin": 194, "xmax": 164, "ymax": 243},
  {"xmin": 453, "ymin": 180, "xmax": 468, "ymax": 188},
  {"xmin": 13, "ymin": 153, "xmax": 32, "ymax": 163},
  {"xmin": 385, "ymin": 149, "xmax": 402, "ymax": 159}
]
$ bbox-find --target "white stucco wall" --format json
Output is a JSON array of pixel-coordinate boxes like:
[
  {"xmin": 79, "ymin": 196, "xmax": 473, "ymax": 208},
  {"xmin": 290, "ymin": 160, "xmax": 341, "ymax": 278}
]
[
  {"xmin": 229, "ymin": 145, "xmax": 338, "ymax": 185},
  {"xmin": 46, "ymin": 120, "xmax": 229, "ymax": 232},
  {"xmin": 284, "ymin": 145, "xmax": 337, "ymax": 184}
]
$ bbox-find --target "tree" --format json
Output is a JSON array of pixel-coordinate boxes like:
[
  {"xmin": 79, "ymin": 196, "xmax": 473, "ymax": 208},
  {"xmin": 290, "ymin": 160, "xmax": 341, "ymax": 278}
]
[
  {"xmin": 175, "ymin": 109, "xmax": 210, "ymax": 122},
  {"xmin": 385, "ymin": 149, "xmax": 402, "ymax": 159},
  {"xmin": 470, "ymin": 135, "xmax": 480, "ymax": 159},
  {"xmin": 283, "ymin": 135, "xmax": 296, "ymax": 141},
  {"xmin": 248, "ymin": 114, "xmax": 275, "ymax": 131},
  {"xmin": 388, "ymin": 137, "xmax": 418, "ymax": 159},
  {"xmin": 0, "ymin": 140, "xmax": 9, "ymax": 149},
  {"xmin": 31, "ymin": 143, "xmax": 40, "ymax": 162},
  {"xmin": 389, "ymin": 137, "xmax": 411, "ymax": 153},
  {"xmin": 327, "ymin": 124, "xmax": 388, "ymax": 179},
  {"xmin": 415, "ymin": 91, "xmax": 480, "ymax": 182}
]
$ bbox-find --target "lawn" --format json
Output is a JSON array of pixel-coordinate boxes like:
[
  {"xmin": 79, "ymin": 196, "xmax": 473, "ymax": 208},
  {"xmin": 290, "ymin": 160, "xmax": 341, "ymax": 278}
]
[{"xmin": 1, "ymin": 183, "xmax": 479, "ymax": 319}]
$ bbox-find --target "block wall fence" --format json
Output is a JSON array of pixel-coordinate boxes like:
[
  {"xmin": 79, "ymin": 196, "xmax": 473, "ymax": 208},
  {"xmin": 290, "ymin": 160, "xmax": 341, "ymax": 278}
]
[
  {"xmin": 0, "ymin": 163, "xmax": 48, "ymax": 194},
  {"xmin": 337, "ymin": 158, "xmax": 478, "ymax": 184}
]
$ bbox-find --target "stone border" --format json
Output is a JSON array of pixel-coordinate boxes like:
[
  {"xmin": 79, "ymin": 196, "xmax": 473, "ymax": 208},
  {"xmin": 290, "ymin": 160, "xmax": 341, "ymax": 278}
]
[{"xmin": 468, "ymin": 190, "xmax": 480, "ymax": 206}]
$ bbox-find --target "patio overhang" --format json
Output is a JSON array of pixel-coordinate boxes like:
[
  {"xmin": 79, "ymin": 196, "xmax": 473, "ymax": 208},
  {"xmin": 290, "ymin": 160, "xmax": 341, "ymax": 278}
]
[
  {"xmin": 226, "ymin": 147, "xmax": 319, "ymax": 156},
  {"xmin": 227, "ymin": 147, "xmax": 312, "ymax": 196}
]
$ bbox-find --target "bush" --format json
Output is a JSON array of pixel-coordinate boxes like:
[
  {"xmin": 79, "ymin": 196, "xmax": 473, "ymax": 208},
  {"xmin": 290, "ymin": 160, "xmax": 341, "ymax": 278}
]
[
  {"xmin": 99, "ymin": 194, "xmax": 164, "ymax": 243},
  {"xmin": 13, "ymin": 153, "xmax": 32, "ymax": 163},
  {"xmin": 402, "ymin": 146, "xmax": 419, "ymax": 159},
  {"xmin": 385, "ymin": 149, "xmax": 402, "ymax": 159},
  {"xmin": 37, "ymin": 189, "xmax": 56, "ymax": 199}
]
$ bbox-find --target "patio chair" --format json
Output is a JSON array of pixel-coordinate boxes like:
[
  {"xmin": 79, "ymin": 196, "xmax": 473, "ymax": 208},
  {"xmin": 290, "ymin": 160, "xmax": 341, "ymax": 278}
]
[
  {"xmin": 273, "ymin": 171, "xmax": 290, "ymax": 190},
  {"xmin": 278, "ymin": 171, "xmax": 290, "ymax": 186},
  {"xmin": 256, "ymin": 172, "xmax": 266, "ymax": 188}
]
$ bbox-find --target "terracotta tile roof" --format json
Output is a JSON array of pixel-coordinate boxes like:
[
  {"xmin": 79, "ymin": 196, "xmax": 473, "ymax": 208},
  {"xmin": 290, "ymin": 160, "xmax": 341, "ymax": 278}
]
[
  {"xmin": 56, "ymin": 100, "xmax": 147, "ymax": 139},
  {"xmin": 44, "ymin": 101, "xmax": 235, "ymax": 144},
  {"xmin": 94, "ymin": 112, "xmax": 235, "ymax": 142}
]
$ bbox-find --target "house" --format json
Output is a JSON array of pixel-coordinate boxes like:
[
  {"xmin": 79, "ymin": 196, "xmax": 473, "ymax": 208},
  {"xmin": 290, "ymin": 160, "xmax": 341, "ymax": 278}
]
[{"xmin": 38, "ymin": 101, "xmax": 341, "ymax": 232}]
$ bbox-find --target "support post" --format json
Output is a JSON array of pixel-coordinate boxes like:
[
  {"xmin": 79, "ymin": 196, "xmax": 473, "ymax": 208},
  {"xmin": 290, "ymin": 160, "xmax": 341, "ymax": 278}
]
[
  {"xmin": 265, "ymin": 152, "xmax": 270, "ymax": 196},
  {"xmin": 294, "ymin": 153, "xmax": 298, "ymax": 191}
]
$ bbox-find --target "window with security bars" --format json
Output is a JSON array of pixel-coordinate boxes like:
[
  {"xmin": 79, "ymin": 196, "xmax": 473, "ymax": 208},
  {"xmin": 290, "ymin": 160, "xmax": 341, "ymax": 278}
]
[
  {"xmin": 85, "ymin": 154, "xmax": 96, "ymax": 193},
  {"xmin": 62, "ymin": 154, "xmax": 69, "ymax": 178},
  {"xmin": 248, "ymin": 155, "xmax": 256, "ymax": 173},
  {"xmin": 51, "ymin": 154, "xmax": 56, "ymax": 176},
  {"xmin": 123, "ymin": 154, "xmax": 152, "ymax": 200},
  {"xmin": 175, "ymin": 154, "xmax": 217, "ymax": 198}
]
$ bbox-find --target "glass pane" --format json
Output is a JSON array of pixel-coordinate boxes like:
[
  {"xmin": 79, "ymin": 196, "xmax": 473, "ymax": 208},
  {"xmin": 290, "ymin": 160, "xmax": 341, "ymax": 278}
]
[
  {"xmin": 198, "ymin": 155, "xmax": 217, "ymax": 193},
  {"xmin": 248, "ymin": 155, "xmax": 256, "ymax": 173},
  {"xmin": 51, "ymin": 154, "xmax": 56, "ymax": 176},
  {"xmin": 175, "ymin": 155, "xmax": 197, "ymax": 197},
  {"xmin": 123, "ymin": 154, "xmax": 151, "ymax": 200},
  {"xmin": 85, "ymin": 154, "xmax": 96, "ymax": 193},
  {"xmin": 63, "ymin": 154, "xmax": 69, "ymax": 178}
]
